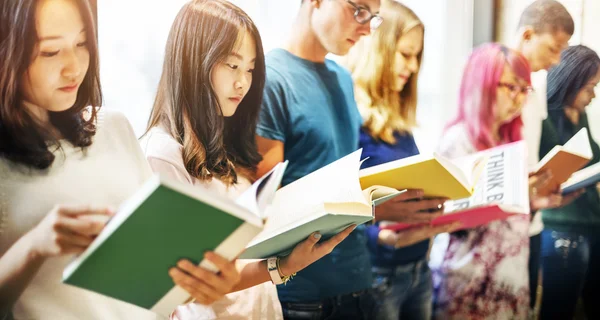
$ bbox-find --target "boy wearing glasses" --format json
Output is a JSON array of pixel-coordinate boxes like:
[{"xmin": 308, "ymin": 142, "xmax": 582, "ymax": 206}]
[{"xmin": 255, "ymin": 0, "xmax": 384, "ymax": 319}]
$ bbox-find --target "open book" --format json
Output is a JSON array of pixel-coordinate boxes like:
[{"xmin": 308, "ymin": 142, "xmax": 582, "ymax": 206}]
[
  {"xmin": 62, "ymin": 162, "xmax": 287, "ymax": 317},
  {"xmin": 561, "ymin": 161, "xmax": 600, "ymax": 195},
  {"xmin": 358, "ymin": 150, "xmax": 487, "ymax": 200},
  {"xmin": 239, "ymin": 150, "xmax": 401, "ymax": 259},
  {"xmin": 533, "ymin": 128, "xmax": 592, "ymax": 196},
  {"xmin": 381, "ymin": 141, "xmax": 530, "ymax": 232}
]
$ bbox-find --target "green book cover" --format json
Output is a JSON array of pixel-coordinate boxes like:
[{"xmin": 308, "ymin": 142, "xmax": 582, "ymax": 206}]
[{"xmin": 62, "ymin": 175, "xmax": 263, "ymax": 314}]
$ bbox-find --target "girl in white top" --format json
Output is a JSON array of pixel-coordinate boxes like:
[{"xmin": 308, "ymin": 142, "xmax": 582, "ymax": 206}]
[
  {"xmin": 140, "ymin": 1, "xmax": 355, "ymax": 319},
  {"xmin": 0, "ymin": 0, "xmax": 159, "ymax": 319}
]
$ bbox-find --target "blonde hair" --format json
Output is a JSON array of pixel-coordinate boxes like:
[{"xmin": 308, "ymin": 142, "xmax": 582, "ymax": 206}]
[{"xmin": 344, "ymin": 0, "xmax": 423, "ymax": 144}]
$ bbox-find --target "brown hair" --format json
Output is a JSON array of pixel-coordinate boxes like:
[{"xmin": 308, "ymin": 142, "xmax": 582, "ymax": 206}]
[
  {"xmin": 0, "ymin": 0, "xmax": 102, "ymax": 169},
  {"xmin": 146, "ymin": 0, "xmax": 265, "ymax": 185},
  {"xmin": 344, "ymin": 0, "xmax": 423, "ymax": 143},
  {"xmin": 518, "ymin": 0, "xmax": 574, "ymax": 35}
]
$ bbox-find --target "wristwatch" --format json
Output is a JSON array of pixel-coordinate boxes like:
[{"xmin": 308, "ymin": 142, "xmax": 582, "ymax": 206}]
[
  {"xmin": 267, "ymin": 257, "xmax": 284, "ymax": 285},
  {"xmin": 267, "ymin": 257, "xmax": 297, "ymax": 285}
]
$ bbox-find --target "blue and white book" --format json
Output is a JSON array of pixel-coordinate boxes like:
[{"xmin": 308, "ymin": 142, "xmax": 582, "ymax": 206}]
[{"xmin": 561, "ymin": 162, "xmax": 600, "ymax": 195}]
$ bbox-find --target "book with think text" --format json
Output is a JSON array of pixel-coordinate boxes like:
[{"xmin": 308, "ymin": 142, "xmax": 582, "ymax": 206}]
[{"xmin": 381, "ymin": 141, "xmax": 530, "ymax": 232}]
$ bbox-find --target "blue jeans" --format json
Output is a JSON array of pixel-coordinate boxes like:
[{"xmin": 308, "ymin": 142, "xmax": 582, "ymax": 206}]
[
  {"xmin": 372, "ymin": 260, "xmax": 433, "ymax": 320},
  {"xmin": 540, "ymin": 229, "xmax": 600, "ymax": 320},
  {"xmin": 529, "ymin": 233, "xmax": 542, "ymax": 309},
  {"xmin": 280, "ymin": 290, "xmax": 378, "ymax": 320}
]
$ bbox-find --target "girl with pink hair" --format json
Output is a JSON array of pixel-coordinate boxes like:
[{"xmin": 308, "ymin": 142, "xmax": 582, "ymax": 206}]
[{"xmin": 432, "ymin": 43, "xmax": 534, "ymax": 319}]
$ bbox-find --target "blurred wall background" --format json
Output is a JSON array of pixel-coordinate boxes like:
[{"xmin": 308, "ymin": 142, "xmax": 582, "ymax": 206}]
[{"xmin": 97, "ymin": 0, "xmax": 600, "ymax": 152}]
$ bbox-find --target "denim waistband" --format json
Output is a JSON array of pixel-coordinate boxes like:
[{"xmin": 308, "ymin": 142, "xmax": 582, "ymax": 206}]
[
  {"xmin": 281, "ymin": 289, "xmax": 372, "ymax": 309},
  {"xmin": 372, "ymin": 258, "xmax": 427, "ymax": 275}
]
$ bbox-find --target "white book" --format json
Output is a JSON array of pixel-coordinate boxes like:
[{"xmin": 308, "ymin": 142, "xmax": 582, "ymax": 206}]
[
  {"xmin": 240, "ymin": 149, "xmax": 401, "ymax": 259},
  {"xmin": 561, "ymin": 162, "xmax": 600, "ymax": 194}
]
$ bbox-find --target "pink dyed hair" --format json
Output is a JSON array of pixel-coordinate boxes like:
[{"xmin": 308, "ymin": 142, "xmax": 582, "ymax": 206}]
[{"xmin": 445, "ymin": 43, "xmax": 531, "ymax": 151}]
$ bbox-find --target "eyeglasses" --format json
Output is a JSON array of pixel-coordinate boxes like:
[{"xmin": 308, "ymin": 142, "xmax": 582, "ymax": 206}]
[
  {"xmin": 345, "ymin": 0, "xmax": 383, "ymax": 30},
  {"xmin": 498, "ymin": 82, "xmax": 534, "ymax": 96},
  {"xmin": 497, "ymin": 46, "xmax": 533, "ymax": 96}
]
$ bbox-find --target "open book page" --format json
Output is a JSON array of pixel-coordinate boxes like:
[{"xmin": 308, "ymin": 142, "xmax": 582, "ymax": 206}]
[
  {"xmin": 324, "ymin": 185, "xmax": 404, "ymax": 216},
  {"xmin": 563, "ymin": 127, "xmax": 592, "ymax": 158},
  {"xmin": 360, "ymin": 187, "xmax": 403, "ymax": 229},
  {"xmin": 363, "ymin": 185, "xmax": 404, "ymax": 207},
  {"xmin": 260, "ymin": 149, "xmax": 366, "ymax": 234},
  {"xmin": 235, "ymin": 161, "xmax": 288, "ymax": 219},
  {"xmin": 436, "ymin": 153, "xmax": 488, "ymax": 190},
  {"xmin": 535, "ymin": 128, "xmax": 592, "ymax": 172},
  {"xmin": 444, "ymin": 141, "xmax": 529, "ymax": 214}
]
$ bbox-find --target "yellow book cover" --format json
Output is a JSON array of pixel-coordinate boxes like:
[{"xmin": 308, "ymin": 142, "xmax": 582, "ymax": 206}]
[{"xmin": 358, "ymin": 152, "xmax": 487, "ymax": 200}]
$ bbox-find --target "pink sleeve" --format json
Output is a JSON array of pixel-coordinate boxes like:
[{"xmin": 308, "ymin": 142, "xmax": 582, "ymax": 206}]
[{"xmin": 146, "ymin": 157, "xmax": 193, "ymax": 185}]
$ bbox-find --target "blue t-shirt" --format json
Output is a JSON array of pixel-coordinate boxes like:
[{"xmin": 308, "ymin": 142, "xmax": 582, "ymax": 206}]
[
  {"xmin": 359, "ymin": 128, "xmax": 430, "ymax": 267},
  {"xmin": 257, "ymin": 49, "xmax": 370, "ymax": 302}
]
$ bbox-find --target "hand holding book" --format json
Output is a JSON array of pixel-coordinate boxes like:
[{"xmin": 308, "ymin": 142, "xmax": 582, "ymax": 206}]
[
  {"xmin": 560, "ymin": 162, "xmax": 600, "ymax": 195},
  {"xmin": 7, "ymin": 205, "xmax": 113, "ymax": 309},
  {"xmin": 28, "ymin": 205, "xmax": 114, "ymax": 257},
  {"xmin": 167, "ymin": 225, "xmax": 357, "ymax": 306},
  {"xmin": 168, "ymin": 252, "xmax": 240, "ymax": 306},
  {"xmin": 533, "ymin": 128, "xmax": 593, "ymax": 196},
  {"xmin": 61, "ymin": 162, "xmax": 290, "ymax": 316},
  {"xmin": 377, "ymin": 221, "xmax": 461, "ymax": 248},
  {"xmin": 529, "ymin": 170, "xmax": 585, "ymax": 211},
  {"xmin": 278, "ymin": 225, "xmax": 356, "ymax": 277},
  {"xmin": 380, "ymin": 141, "xmax": 531, "ymax": 232},
  {"xmin": 373, "ymin": 189, "xmax": 447, "ymax": 224}
]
